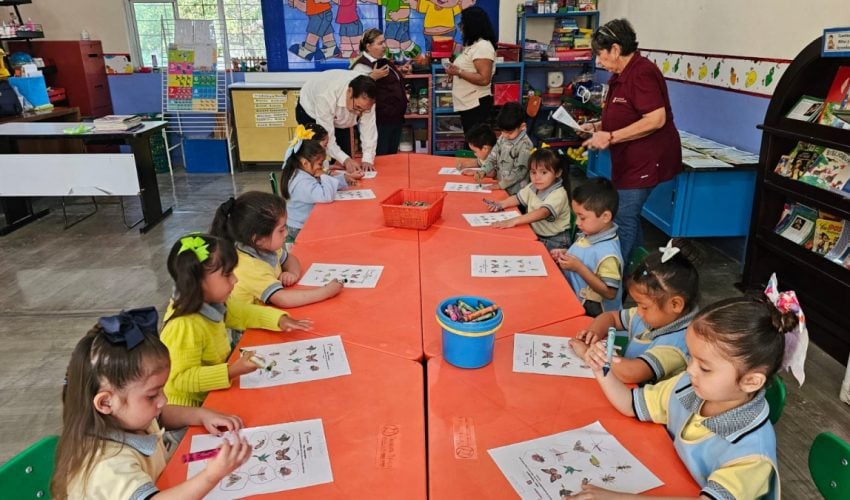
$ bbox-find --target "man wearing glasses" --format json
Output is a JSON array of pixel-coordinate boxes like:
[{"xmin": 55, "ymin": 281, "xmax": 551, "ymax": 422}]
[{"xmin": 297, "ymin": 71, "xmax": 379, "ymax": 172}]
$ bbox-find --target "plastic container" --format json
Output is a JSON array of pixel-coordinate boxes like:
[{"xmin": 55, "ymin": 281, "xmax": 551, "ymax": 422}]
[
  {"xmin": 8, "ymin": 75, "xmax": 49, "ymax": 107},
  {"xmin": 437, "ymin": 296, "xmax": 503, "ymax": 368},
  {"xmin": 381, "ymin": 188, "xmax": 446, "ymax": 230},
  {"xmin": 183, "ymin": 138, "xmax": 229, "ymax": 173}
]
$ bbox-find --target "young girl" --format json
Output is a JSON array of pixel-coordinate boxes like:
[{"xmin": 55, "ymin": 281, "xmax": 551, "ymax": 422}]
[
  {"xmin": 571, "ymin": 239, "xmax": 700, "ymax": 385},
  {"xmin": 484, "ymin": 148, "xmax": 571, "ymax": 250},
  {"xmin": 210, "ymin": 192, "xmax": 343, "ymax": 308},
  {"xmin": 161, "ymin": 233, "xmax": 312, "ymax": 407},
  {"xmin": 578, "ymin": 277, "xmax": 808, "ymax": 500},
  {"xmin": 52, "ymin": 308, "xmax": 252, "ymax": 499},
  {"xmin": 303, "ymin": 122, "xmax": 331, "ymax": 173},
  {"xmin": 280, "ymin": 124, "xmax": 359, "ymax": 244}
]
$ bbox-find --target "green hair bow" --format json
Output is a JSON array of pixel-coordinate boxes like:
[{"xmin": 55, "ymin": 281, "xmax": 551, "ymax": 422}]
[{"xmin": 178, "ymin": 235, "xmax": 210, "ymax": 262}]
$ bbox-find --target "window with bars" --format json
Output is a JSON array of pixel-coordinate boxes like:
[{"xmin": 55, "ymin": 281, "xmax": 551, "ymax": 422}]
[{"xmin": 127, "ymin": 0, "xmax": 265, "ymax": 67}]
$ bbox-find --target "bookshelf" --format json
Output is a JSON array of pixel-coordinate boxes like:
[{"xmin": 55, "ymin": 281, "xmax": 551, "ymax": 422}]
[{"xmin": 741, "ymin": 36, "xmax": 850, "ymax": 365}]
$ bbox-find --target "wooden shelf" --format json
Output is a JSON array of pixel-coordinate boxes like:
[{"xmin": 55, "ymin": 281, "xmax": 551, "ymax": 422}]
[
  {"xmin": 756, "ymin": 229, "xmax": 850, "ymax": 284},
  {"xmin": 759, "ymin": 120, "xmax": 850, "ymax": 151},
  {"xmin": 763, "ymin": 173, "xmax": 850, "ymax": 220},
  {"xmin": 405, "ymin": 113, "xmax": 430, "ymax": 120}
]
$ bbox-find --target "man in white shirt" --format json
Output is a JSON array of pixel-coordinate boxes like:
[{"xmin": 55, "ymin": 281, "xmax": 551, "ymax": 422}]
[{"xmin": 296, "ymin": 70, "xmax": 379, "ymax": 172}]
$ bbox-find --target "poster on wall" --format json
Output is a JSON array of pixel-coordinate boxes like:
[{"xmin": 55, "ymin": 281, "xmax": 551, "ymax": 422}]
[
  {"xmin": 269, "ymin": 0, "xmax": 499, "ymax": 71},
  {"xmin": 168, "ymin": 19, "xmax": 219, "ymax": 112},
  {"xmin": 823, "ymin": 27, "xmax": 850, "ymax": 58},
  {"xmin": 167, "ymin": 49, "xmax": 194, "ymax": 111}
]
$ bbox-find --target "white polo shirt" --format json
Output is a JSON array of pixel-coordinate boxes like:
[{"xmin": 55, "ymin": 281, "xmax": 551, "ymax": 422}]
[
  {"xmin": 299, "ymin": 69, "xmax": 378, "ymax": 164},
  {"xmin": 452, "ymin": 39, "xmax": 496, "ymax": 112}
]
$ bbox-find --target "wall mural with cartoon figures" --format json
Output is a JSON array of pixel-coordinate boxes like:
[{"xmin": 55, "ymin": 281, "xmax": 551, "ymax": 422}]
[
  {"xmin": 641, "ymin": 48, "xmax": 791, "ymax": 97},
  {"xmin": 261, "ymin": 0, "xmax": 498, "ymax": 71}
]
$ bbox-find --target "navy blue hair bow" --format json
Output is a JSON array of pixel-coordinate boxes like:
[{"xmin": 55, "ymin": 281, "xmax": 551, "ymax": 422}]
[{"xmin": 98, "ymin": 307, "xmax": 159, "ymax": 350}]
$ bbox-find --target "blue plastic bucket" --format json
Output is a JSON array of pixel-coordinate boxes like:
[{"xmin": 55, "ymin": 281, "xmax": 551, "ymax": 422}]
[{"xmin": 437, "ymin": 296, "xmax": 503, "ymax": 368}]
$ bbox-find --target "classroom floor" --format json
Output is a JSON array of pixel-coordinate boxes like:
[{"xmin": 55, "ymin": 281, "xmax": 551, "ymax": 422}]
[{"xmin": 1, "ymin": 169, "xmax": 847, "ymax": 499}]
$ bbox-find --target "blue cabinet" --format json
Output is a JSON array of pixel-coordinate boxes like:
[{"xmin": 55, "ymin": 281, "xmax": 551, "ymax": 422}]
[{"xmin": 586, "ymin": 149, "xmax": 756, "ymax": 237}]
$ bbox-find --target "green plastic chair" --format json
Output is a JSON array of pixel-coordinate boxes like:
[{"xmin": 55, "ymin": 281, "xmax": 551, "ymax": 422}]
[
  {"xmin": 269, "ymin": 171, "xmax": 279, "ymax": 195},
  {"xmin": 809, "ymin": 432, "xmax": 850, "ymax": 499},
  {"xmin": 0, "ymin": 435, "xmax": 59, "ymax": 499},
  {"xmin": 626, "ymin": 246, "xmax": 650, "ymax": 276},
  {"xmin": 454, "ymin": 149, "xmax": 476, "ymax": 159},
  {"xmin": 765, "ymin": 375, "xmax": 787, "ymax": 425}
]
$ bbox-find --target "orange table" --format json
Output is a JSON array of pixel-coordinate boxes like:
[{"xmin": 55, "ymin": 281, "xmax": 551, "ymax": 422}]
[
  {"xmin": 294, "ymin": 154, "xmax": 411, "ymax": 243},
  {"xmin": 427, "ymin": 317, "xmax": 700, "ymax": 499},
  {"xmin": 419, "ymin": 226, "xmax": 585, "ymax": 359},
  {"xmin": 287, "ymin": 229, "xmax": 423, "ymax": 361},
  {"xmin": 158, "ymin": 330, "xmax": 427, "ymax": 499}
]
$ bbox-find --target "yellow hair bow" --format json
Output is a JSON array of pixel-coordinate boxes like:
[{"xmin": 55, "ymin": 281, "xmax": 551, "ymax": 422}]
[
  {"xmin": 530, "ymin": 142, "xmax": 550, "ymax": 155},
  {"xmin": 285, "ymin": 124, "xmax": 317, "ymax": 161},
  {"xmin": 178, "ymin": 235, "xmax": 210, "ymax": 262}
]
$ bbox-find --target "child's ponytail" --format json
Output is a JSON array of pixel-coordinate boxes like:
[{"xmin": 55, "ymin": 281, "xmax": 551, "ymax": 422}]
[
  {"xmin": 629, "ymin": 238, "xmax": 700, "ymax": 312},
  {"xmin": 207, "ymin": 192, "xmax": 287, "ymax": 250},
  {"xmin": 166, "ymin": 233, "xmax": 237, "ymax": 318},
  {"xmin": 209, "ymin": 196, "xmax": 236, "ymax": 240}
]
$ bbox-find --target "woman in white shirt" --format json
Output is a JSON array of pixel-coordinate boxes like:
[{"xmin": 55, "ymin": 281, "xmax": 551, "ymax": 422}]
[{"xmin": 444, "ymin": 6, "xmax": 497, "ymax": 135}]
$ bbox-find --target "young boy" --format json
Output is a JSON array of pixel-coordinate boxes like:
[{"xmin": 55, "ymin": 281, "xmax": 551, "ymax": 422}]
[
  {"xmin": 551, "ymin": 178, "xmax": 623, "ymax": 317},
  {"xmin": 473, "ymin": 102, "xmax": 533, "ymax": 195},
  {"xmin": 457, "ymin": 123, "xmax": 497, "ymax": 171}
]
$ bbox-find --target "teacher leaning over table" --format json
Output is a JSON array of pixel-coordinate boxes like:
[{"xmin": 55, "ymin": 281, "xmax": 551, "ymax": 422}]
[{"xmin": 580, "ymin": 19, "xmax": 682, "ymax": 265}]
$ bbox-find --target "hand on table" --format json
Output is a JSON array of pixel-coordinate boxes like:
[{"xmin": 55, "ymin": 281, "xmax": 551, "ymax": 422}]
[
  {"xmin": 483, "ymin": 198, "xmax": 503, "ymax": 212},
  {"xmin": 196, "ymin": 408, "xmax": 244, "ymax": 436},
  {"xmin": 343, "ymin": 173, "xmax": 360, "ymax": 185},
  {"xmin": 491, "ymin": 218, "xmax": 518, "ymax": 229},
  {"xmin": 228, "ymin": 355, "xmax": 259, "ymax": 378},
  {"xmin": 321, "ymin": 279, "xmax": 344, "ymax": 298},
  {"xmin": 361, "ymin": 162, "xmax": 375, "ymax": 172},
  {"xmin": 569, "ymin": 484, "xmax": 635, "ymax": 499},
  {"xmin": 203, "ymin": 436, "xmax": 252, "ymax": 482},
  {"xmin": 343, "ymin": 157, "xmax": 362, "ymax": 174},
  {"xmin": 568, "ymin": 338, "xmax": 590, "ymax": 361},
  {"xmin": 279, "ymin": 315, "xmax": 313, "ymax": 331},
  {"xmin": 575, "ymin": 327, "xmax": 601, "ymax": 345},
  {"xmin": 586, "ymin": 339, "xmax": 622, "ymax": 374},
  {"xmin": 279, "ymin": 271, "xmax": 299, "ymax": 287}
]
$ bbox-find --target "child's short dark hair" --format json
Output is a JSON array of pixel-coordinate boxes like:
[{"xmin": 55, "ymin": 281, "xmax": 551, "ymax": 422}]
[
  {"xmin": 528, "ymin": 148, "xmax": 563, "ymax": 175},
  {"xmin": 692, "ymin": 296, "xmax": 798, "ymax": 379},
  {"xmin": 465, "ymin": 123, "xmax": 497, "ymax": 149},
  {"xmin": 572, "ymin": 177, "xmax": 618, "ymax": 218},
  {"xmin": 166, "ymin": 233, "xmax": 238, "ymax": 318},
  {"xmin": 496, "ymin": 102, "xmax": 525, "ymax": 131},
  {"xmin": 210, "ymin": 192, "xmax": 287, "ymax": 251},
  {"xmin": 629, "ymin": 238, "xmax": 700, "ymax": 312},
  {"xmin": 303, "ymin": 122, "xmax": 329, "ymax": 142}
]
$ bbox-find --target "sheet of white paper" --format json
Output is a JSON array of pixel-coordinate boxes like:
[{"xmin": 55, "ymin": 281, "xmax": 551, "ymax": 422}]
[
  {"xmin": 462, "ymin": 211, "xmax": 520, "ymax": 227},
  {"xmin": 700, "ymin": 147, "xmax": 759, "ymax": 164},
  {"xmin": 335, "ymin": 189, "xmax": 376, "ymax": 200},
  {"xmin": 488, "ymin": 421, "xmax": 664, "ymax": 498},
  {"xmin": 445, "ymin": 182, "xmax": 492, "ymax": 193},
  {"xmin": 298, "ymin": 263, "xmax": 384, "ymax": 288},
  {"xmin": 187, "ymin": 419, "xmax": 332, "ymax": 499},
  {"xmin": 362, "ymin": 171, "xmax": 377, "ymax": 179},
  {"xmin": 680, "ymin": 148, "xmax": 708, "ymax": 159},
  {"xmin": 174, "ymin": 19, "xmax": 195, "ymax": 45},
  {"xmin": 551, "ymin": 106, "xmax": 583, "ymax": 131},
  {"xmin": 471, "ymin": 255, "xmax": 548, "ymax": 277},
  {"xmin": 683, "ymin": 156, "xmax": 734, "ymax": 169},
  {"xmin": 192, "ymin": 43, "xmax": 216, "ymax": 70},
  {"xmin": 438, "ymin": 167, "xmax": 464, "ymax": 175},
  {"xmin": 239, "ymin": 336, "xmax": 351, "ymax": 388},
  {"xmin": 512, "ymin": 334, "xmax": 594, "ymax": 378}
]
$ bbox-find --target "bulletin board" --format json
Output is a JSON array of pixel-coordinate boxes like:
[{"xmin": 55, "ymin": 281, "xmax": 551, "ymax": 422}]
[{"xmin": 261, "ymin": 0, "xmax": 500, "ymax": 72}]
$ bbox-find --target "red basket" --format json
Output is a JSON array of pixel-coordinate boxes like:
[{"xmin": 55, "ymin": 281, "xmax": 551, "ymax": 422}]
[{"xmin": 381, "ymin": 189, "xmax": 447, "ymax": 230}]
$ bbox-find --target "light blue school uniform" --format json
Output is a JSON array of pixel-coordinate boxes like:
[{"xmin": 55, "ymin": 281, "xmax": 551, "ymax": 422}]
[
  {"xmin": 564, "ymin": 224, "xmax": 623, "ymax": 312},
  {"xmin": 620, "ymin": 307, "xmax": 697, "ymax": 382},
  {"xmin": 285, "ymin": 168, "xmax": 348, "ymax": 229}
]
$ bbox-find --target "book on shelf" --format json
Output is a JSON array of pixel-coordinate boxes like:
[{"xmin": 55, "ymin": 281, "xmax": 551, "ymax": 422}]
[
  {"xmin": 785, "ymin": 95, "xmax": 824, "ymax": 122},
  {"xmin": 774, "ymin": 203, "xmax": 817, "ymax": 247},
  {"xmin": 799, "ymin": 147, "xmax": 850, "ymax": 192},
  {"xmin": 813, "ymin": 216, "xmax": 844, "ymax": 255},
  {"xmin": 780, "ymin": 142, "xmax": 825, "ymax": 180},
  {"xmin": 817, "ymin": 65, "xmax": 850, "ymax": 130},
  {"xmin": 93, "ymin": 114, "xmax": 142, "ymax": 131},
  {"xmin": 825, "ymin": 223, "xmax": 850, "ymax": 269}
]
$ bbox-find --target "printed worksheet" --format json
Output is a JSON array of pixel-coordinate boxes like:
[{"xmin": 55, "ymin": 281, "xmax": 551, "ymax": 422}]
[
  {"xmin": 438, "ymin": 167, "xmax": 464, "ymax": 175},
  {"xmin": 298, "ymin": 263, "xmax": 384, "ymax": 288},
  {"xmin": 488, "ymin": 421, "xmax": 663, "ymax": 498},
  {"xmin": 462, "ymin": 211, "xmax": 520, "ymax": 227},
  {"xmin": 335, "ymin": 189, "xmax": 376, "ymax": 201},
  {"xmin": 188, "ymin": 420, "xmax": 332, "ymax": 499},
  {"xmin": 513, "ymin": 334, "xmax": 593, "ymax": 378},
  {"xmin": 362, "ymin": 171, "xmax": 377, "ymax": 179},
  {"xmin": 444, "ymin": 182, "xmax": 492, "ymax": 193},
  {"xmin": 471, "ymin": 255, "xmax": 548, "ymax": 277},
  {"xmin": 240, "ymin": 336, "xmax": 351, "ymax": 389}
]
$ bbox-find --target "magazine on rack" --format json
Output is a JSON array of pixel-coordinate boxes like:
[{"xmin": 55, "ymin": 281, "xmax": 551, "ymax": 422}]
[{"xmin": 774, "ymin": 203, "xmax": 817, "ymax": 247}]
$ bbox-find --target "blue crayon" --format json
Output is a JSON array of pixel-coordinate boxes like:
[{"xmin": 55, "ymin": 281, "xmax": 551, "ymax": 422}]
[{"xmin": 603, "ymin": 327, "xmax": 616, "ymax": 377}]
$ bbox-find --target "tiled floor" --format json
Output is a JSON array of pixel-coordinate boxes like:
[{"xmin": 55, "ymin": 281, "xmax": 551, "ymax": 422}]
[{"xmin": 1, "ymin": 169, "xmax": 847, "ymax": 498}]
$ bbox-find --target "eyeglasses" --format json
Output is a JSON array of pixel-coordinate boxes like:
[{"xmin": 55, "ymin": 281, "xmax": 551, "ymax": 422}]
[
  {"xmin": 597, "ymin": 25, "xmax": 620, "ymax": 43},
  {"xmin": 351, "ymin": 99, "xmax": 372, "ymax": 115}
]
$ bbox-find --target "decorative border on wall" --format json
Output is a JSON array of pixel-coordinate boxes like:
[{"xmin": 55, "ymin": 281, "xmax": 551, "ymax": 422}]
[{"xmin": 641, "ymin": 49, "xmax": 792, "ymax": 98}]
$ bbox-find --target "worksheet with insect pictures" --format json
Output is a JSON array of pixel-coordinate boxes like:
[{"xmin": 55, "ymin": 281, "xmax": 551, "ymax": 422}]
[
  {"xmin": 298, "ymin": 263, "xmax": 384, "ymax": 288},
  {"xmin": 462, "ymin": 211, "xmax": 520, "ymax": 227},
  {"xmin": 488, "ymin": 421, "xmax": 663, "ymax": 498},
  {"xmin": 513, "ymin": 334, "xmax": 593, "ymax": 378},
  {"xmin": 444, "ymin": 182, "xmax": 492, "ymax": 193},
  {"xmin": 438, "ymin": 167, "xmax": 464, "ymax": 175},
  {"xmin": 362, "ymin": 171, "xmax": 377, "ymax": 179},
  {"xmin": 335, "ymin": 189, "xmax": 376, "ymax": 201},
  {"xmin": 187, "ymin": 419, "xmax": 332, "ymax": 499},
  {"xmin": 471, "ymin": 255, "xmax": 548, "ymax": 277},
  {"xmin": 240, "ymin": 335, "xmax": 351, "ymax": 389}
]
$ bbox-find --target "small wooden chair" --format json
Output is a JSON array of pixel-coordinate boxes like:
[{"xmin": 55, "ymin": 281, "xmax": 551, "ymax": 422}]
[
  {"xmin": 765, "ymin": 374, "xmax": 787, "ymax": 425},
  {"xmin": 0, "ymin": 435, "xmax": 59, "ymax": 499},
  {"xmin": 809, "ymin": 432, "xmax": 850, "ymax": 499},
  {"xmin": 626, "ymin": 245, "xmax": 650, "ymax": 276},
  {"xmin": 269, "ymin": 171, "xmax": 279, "ymax": 195}
]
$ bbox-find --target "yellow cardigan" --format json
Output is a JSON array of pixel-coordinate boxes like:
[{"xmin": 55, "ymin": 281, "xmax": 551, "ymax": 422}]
[{"xmin": 160, "ymin": 298, "xmax": 287, "ymax": 407}]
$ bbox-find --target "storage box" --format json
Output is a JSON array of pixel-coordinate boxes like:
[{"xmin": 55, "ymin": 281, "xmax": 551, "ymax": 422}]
[
  {"xmin": 431, "ymin": 36, "xmax": 454, "ymax": 58},
  {"xmin": 496, "ymin": 43, "xmax": 521, "ymax": 62},
  {"xmin": 435, "ymin": 115, "xmax": 464, "ymax": 135},
  {"xmin": 183, "ymin": 138, "xmax": 229, "ymax": 173},
  {"xmin": 381, "ymin": 189, "xmax": 447, "ymax": 230},
  {"xmin": 8, "ymin": 75, "xmax": 49, "ymax": 107},
  {"xmin": 436, "ymin": 137, "xmax": 466, "ymax": 152},
  {"xmin": 436, "ymin": 92, "xmax": 453, "ymax": 108},
  {"xmin": 493, "ymin": 82, "xmax": 520, "ymax": 106}
]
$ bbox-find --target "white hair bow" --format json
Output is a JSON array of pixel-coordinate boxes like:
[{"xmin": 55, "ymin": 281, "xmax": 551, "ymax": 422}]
[{"xmin": 658, "ymin": 239, "xmax": 680, "ymax": 263}]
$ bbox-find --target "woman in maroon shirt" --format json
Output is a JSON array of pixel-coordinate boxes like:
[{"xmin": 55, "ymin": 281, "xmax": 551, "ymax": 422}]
[{"xmin": 581, "ymin": 19, "xmax": 682, "ymax": 265}]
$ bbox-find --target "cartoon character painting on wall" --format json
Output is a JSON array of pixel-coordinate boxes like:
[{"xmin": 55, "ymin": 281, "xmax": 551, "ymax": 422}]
[
  {"xmin": 368, "ymin": 0, "xmax": 421, "ymax": 60},
  {"xmin": 411, "ymin": 0, "xmax": 475, "ymax": 54},
  {"xmin": 334, "ymin": 0, "xmax": 363, "ymax": 58},
  {"xmin": 288, "ymin": 0, "xmax": 341, "ymax": 61}
]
